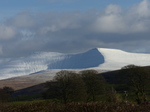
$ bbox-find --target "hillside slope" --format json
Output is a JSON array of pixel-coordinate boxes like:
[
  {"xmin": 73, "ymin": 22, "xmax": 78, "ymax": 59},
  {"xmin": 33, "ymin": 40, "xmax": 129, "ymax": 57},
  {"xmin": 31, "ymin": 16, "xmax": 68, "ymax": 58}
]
[{"xmin": 0, "ymin": 48, "xmax": 150, "ymax": 79}]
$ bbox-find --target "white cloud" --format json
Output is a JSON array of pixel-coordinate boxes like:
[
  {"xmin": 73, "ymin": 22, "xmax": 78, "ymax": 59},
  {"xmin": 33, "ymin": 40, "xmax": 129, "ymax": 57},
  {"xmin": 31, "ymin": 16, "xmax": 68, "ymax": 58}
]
[
  {"xmin": 94, "ymin": 13, "xmax": 127, "ymax": 33},
  {"xmin": 93, "ymin": 4, "xmax": 127, "ymax": 33},
  {"xmin": 132, "ymin": 0, "xmax": 150, "ymax": 18},
  {"xmin": 93, "ymin": 0, "xmax": 150, "ymax": 33}
]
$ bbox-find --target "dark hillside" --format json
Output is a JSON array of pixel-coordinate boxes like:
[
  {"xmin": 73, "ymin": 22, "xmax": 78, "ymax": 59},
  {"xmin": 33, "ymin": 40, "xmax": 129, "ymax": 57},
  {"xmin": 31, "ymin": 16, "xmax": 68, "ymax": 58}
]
[
  {"xmin": 13, "ymin": 83, "xmax": 46, "ymax": 97},
  {"xmin": 101, "ymin": 70, "xmax": 120, "ymax": 84},
  {"xmin": 101, "ymin": 66, "xmax": 150, "ymax": 84}
]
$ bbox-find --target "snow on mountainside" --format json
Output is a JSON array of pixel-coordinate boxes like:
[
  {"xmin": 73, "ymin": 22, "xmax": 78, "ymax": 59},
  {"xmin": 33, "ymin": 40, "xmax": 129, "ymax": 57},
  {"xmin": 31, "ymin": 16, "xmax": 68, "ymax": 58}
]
[
  {"xmin": 0, "ymin": 48, "xmax": 150, "ymax": 79},
  {"xmin": 97, "ymin": 48, "xmax": 150, "ymax": 70}
]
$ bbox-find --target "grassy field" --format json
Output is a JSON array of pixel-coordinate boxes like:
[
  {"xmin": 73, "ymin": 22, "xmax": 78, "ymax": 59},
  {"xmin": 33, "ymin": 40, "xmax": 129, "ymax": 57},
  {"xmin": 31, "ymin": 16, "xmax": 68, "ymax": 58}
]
[{"xmin": 0, "ymin": 101, "xmax": 150, "ymax": 112}]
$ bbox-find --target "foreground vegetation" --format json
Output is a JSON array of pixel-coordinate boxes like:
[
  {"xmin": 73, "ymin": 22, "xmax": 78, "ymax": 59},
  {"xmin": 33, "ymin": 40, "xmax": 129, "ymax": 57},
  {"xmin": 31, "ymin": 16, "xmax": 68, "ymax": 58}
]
[
  {"xmin": 44, "ymin": 65, "xmax": 150, "ymax": 104},
  {"xmin": 1, "ymin": 64, "xmax": 150, "ymax": 111},
  {"xmin": 1, "ymin": 101, "xmax": 150, "ymax": 112}
]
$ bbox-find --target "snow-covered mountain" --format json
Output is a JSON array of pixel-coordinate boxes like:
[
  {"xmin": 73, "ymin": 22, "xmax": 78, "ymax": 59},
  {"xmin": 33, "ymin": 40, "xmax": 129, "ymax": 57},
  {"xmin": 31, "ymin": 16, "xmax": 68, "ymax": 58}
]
[{"xmin": 0, "ymin": 48, "xmax": 150, "ymax": 79}]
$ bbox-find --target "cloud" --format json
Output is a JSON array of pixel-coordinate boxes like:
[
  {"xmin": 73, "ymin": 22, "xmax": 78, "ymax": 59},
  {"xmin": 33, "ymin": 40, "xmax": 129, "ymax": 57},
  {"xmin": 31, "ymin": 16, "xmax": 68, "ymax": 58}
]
[
  {"xmin": 105, "ymin": 4, "xmax": 122, "ymax": 14},
  {"xmin": 0, "ymin": 46, "xmax": 3, "ymax": 55},
  {"xmin": 38, "ymin": 13, "xmax": 81, "ymax": 34},
  {"xmin": 5, "ymin": 11, "xmax": 35, "ymax": 28},
  {"xmin": 0, "ymin": 0, "xmax": 150, "ymax": 58},
  {"xmin": 132, "ymin": 0, "xmax": 150, "ymax": 18},
  {"xmin": 0, "ymin": 25, "xmax": 16, "ymax": 40},
  {"xmin": 93, "ymin": 0, "xmax": 150, "ymax": 33},
  {"xmin": 93, "ymin": 4, "xmax": 127, "ymax": 33}
]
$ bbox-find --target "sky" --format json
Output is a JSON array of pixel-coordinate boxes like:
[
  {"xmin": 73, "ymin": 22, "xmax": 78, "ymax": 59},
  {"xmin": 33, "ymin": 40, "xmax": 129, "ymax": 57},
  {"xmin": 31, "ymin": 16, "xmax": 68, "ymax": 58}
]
[{"xmin": 0, "ymin": 0, "xmax": 150, "ymax": 58}]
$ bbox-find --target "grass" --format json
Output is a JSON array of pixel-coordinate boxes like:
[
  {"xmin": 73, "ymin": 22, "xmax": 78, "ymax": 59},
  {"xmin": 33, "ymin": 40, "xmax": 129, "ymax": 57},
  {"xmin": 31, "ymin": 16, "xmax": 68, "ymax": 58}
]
[
  {"xmin": 10, "ymin": 99, "xmax": 45, "ymax": 105},
  {"xmin": 1, "ymin": 101, "xmax": 150, "ymax": 112}
]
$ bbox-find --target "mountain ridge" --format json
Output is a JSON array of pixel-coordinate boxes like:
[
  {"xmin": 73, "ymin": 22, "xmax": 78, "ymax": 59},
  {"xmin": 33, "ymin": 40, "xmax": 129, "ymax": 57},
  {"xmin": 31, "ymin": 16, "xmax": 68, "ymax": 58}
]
[{"xmin": 0, "ymin": 48, "xmax": 150, "ymax": 79}]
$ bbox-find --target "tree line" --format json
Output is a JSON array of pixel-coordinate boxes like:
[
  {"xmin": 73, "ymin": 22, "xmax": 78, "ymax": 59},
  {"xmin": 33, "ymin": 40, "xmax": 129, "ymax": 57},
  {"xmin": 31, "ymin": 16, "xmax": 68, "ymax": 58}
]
[
  {"xmin": 43, "ymin": 70, "xmax": 108, "ymax": 104},
  {"xmin": 43, "ymin": 69, "xmax": 121, "ymax": 104},
  {"xmin": 44, "ymin": 65, "xmax": 150, "ymax": 104}
]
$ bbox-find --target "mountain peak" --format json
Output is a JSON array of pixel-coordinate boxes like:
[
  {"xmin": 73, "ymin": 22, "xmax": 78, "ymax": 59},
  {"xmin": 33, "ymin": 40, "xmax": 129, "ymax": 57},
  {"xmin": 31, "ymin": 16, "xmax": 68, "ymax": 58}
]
[{"xmin": 0, "ymin": 48, "xmax": 150, "ymax": 79}]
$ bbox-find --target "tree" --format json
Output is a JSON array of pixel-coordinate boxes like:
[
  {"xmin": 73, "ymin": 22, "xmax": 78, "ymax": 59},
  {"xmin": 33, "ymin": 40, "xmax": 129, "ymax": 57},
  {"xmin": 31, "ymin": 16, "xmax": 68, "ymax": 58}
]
[
  {"xmin": 80, "ymin": 70, "xmax": 107, "ymax": 101},
  {"xmin": 44, "ymin": 70, "xmax": 87, "ymax": 104},
  {"xmin": 0, "ymin": 86, "xmax": 14, "ymax": 102},
  {"xmin": 3, "ymin": 86, "xmax": 14, "ymax": 95},
  {"xmin": 120, "ymin": 65, "xmax": 150, "ymax": 104}
]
